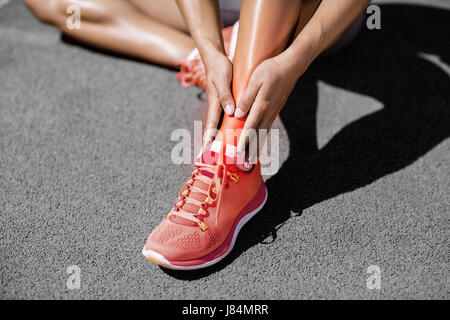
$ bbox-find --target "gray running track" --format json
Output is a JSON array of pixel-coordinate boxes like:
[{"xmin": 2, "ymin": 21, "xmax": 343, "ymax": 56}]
[{"xmin": 0, "ymin": 0, "xmax": 449, "ymax": 299}]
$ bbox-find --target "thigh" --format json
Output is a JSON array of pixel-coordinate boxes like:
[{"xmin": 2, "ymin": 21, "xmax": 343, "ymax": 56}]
[
  {"xmin": 27, "ymin": 0, "xmax": 133, "ymax": 26},
  {"xmin": 129, "ymin": 0, "xmax": 188, "ymax": 32}
]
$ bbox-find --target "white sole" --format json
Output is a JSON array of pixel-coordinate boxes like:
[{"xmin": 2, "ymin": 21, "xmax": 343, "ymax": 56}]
[{"xmin": 142, "ymin": 186, "xmax": 268, "ymax": 270}]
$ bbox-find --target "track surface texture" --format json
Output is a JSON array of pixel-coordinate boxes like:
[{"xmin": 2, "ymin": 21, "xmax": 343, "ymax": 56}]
[{"xmin": 0, "ymin": 0, "xmax": 449, "ymax": 299}]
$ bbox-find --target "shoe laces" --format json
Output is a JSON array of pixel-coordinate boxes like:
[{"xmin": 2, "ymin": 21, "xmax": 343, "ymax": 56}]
[
  {"xmin": 175, "ymin": 56, "xmax": 206, "ymax": 91},
  {"xmin": 168, "ymin": 153, "xmax": 240, "ymax": 231}
]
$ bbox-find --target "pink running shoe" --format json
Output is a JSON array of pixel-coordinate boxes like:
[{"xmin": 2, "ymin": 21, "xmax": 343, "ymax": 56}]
[{"xmin": 142, "ymin": 140, "xmax": 267, "ymax": 270}]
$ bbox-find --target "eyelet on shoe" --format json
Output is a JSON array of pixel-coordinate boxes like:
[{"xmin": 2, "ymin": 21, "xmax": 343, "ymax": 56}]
[
  {"xmin": 176, "ymin": 200, "xmax": 184, "ymax": 207},
  {"xmin": 198, "ymin": 208, "xmax": 207, "ymax": 216},
  {"xmin": 198, "ymin": 221, "xmax": 207, "ymax": 231},
  {"xmin": 230, "ymin": 173, "xmax": 240, "ymax": 183},
  {"xmin": 205, "ymin": 197, "xmax": 214, "ymax": 205}
]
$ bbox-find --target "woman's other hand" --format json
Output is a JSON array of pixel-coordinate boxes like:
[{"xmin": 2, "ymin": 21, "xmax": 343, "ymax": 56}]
[{"xmin": 235, "ymin": 54, "xmax": 304, "ymax": 156}]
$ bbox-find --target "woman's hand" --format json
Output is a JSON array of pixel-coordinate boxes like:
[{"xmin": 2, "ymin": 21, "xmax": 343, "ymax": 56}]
[
  {"xmin": 202, "ymin": 49, "xmax": 235, "ymax": 144},
  {"xmin": 175, "ymin": 0, "xmax": 235, "ymax": 144},
  {"xmin": 235, "ymin": 54, "xmax": 305, "ymax": 156}
]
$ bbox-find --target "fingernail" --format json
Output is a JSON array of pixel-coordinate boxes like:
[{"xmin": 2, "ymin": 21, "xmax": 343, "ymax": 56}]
[
  {"xmin": 234, "ymin": 108, "xmax": 245, "ymax": 118},
  {"xmin": 225, "ymin": 104, "xmax": 235, "ymax": 115},
  {"xmin": 244, "ymin": 161, "xmax": 253, "ymax": 169}
]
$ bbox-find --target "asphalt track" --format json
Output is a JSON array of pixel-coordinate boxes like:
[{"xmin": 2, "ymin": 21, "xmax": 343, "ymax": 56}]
[{"xmin": 0, "ymin": 0, "xmax": 449, "ymax": 299}]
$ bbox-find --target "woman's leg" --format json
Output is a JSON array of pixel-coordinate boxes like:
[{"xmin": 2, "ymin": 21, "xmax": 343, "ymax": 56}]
[
  {"xmin": 294, "ymin": 0, "xmax": 322, "ymax": 37},
  {"xmin": 26, "ymin": 0, "xmax": 195, "ymax": 68},
  {"xmin": 128, "ymin": 0, "xmax": 188, "ymax": 33},
  {"xmin": 218, "ymin": 0, "xmax": 305, "ymax": 148}
]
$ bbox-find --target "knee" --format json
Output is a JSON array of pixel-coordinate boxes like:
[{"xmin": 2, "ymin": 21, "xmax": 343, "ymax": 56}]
[{"xmin": 26, "ymin": 0, "xmax": 64, "ymax": 26}]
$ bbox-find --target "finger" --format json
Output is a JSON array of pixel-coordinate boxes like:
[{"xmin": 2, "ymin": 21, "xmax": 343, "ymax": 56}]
[
  {"xmin": 235, "ymin": 113, "xmax": 276, "ymax": 171},
  {"xmin": 204, "ymin": 90, "xmax": 222, "ymax": 146},
  {"xmin": 257, "ymin": 114, "xmax": 276, "ymax": 156},
  {"xmin": 236, "ymin": 99, "xmax": 267, "ymax": 156},
  {"xmin": 234, "ymin": 76, "xmax": 262, "ymax": 119},
  {"xmin": 258, "ymin": 114, "xmax": 276, "ymax": 132},
  {"xmin": 214, "ymin": 77, "xmax": 235, "ymax": 116}
]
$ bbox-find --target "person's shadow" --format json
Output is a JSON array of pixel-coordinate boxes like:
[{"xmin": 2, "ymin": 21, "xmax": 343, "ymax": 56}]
[{"xmin": 163, "ymin": 4, "xmax": 450, "ymax": 279}]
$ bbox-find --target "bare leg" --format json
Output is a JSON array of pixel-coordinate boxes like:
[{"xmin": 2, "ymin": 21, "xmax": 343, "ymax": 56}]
[
  {"xmin": 218, "ymin": 0, "xmax": 305, "ymax": 146},
  {"xmin": 294, "ymin": 0, "xmax": 322, "ymax": 37},
  {"xmin": 128, "ymin": 0, "xmax": 188, "ymax": 33},
  {"xmin": 26, "ymin": 0, "xmax": 195, "ymax": 68}
]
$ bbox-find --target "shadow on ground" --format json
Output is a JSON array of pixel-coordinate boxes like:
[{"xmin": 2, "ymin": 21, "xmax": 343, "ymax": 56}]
[{"xmin": 163, "ymin": 4, "xmax": 450, "ymax": 280}]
